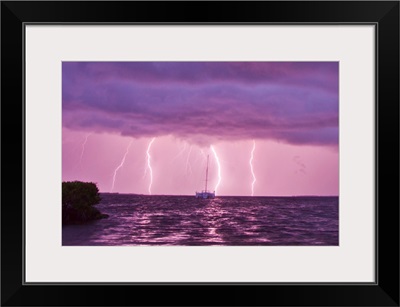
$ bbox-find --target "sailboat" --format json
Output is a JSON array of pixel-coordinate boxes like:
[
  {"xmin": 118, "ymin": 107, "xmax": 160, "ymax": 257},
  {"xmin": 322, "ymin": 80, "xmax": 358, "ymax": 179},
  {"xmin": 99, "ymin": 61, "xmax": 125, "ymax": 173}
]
[{"xmin": 195, "ymin": 155, "xmax": 215, "ymax": 199}]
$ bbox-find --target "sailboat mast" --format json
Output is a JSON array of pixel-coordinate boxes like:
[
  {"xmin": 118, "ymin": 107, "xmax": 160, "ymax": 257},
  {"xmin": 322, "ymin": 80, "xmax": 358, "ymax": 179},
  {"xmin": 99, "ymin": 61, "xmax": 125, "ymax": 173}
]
[{"xmin": 205, "ymin": 155, "xmax": 209, "ymax": 192}]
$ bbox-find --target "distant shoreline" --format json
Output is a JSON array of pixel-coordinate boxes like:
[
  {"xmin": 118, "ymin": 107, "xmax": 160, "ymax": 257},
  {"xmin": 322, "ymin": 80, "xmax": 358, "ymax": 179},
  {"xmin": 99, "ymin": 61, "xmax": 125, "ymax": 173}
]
[{"xmin": 100, "ymin": 193, "xmax": 338, "ymax": 198}]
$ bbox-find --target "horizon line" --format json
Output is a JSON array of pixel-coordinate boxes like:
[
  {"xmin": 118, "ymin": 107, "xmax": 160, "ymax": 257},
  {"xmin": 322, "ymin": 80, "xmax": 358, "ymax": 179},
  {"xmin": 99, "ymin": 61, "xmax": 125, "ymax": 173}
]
[{"xmin": 99, "ymin": 192, "xmax": 339, "ymax": 198}]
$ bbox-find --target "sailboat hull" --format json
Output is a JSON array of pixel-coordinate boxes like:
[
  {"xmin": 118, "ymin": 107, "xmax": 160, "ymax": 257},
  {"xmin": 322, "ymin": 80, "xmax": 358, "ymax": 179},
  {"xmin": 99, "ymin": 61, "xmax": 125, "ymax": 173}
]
[{"xmin": 195, "ymin": 191, "xmax": 215, "ymax": 199}]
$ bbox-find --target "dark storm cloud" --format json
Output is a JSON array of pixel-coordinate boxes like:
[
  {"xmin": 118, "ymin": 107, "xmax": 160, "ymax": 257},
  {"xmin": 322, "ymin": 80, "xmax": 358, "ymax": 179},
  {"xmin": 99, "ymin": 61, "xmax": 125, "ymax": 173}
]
[{"xmin": 62, "ymin": 62, "xmax": 338, "ymax": 146}]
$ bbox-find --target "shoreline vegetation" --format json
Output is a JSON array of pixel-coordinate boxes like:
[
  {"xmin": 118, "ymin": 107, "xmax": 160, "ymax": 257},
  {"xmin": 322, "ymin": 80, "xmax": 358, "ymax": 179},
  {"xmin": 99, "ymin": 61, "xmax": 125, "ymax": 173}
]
[{"xmin": 62, "ymin": 181, "xmax": 109, "ymax": 225}]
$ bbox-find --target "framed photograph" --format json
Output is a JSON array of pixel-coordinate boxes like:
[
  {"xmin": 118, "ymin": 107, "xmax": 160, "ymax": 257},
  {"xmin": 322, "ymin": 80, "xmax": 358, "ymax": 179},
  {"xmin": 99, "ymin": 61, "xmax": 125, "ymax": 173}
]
[{"xmin": 2, "ymin": 1, "xmax": 399, "ymax": 306}]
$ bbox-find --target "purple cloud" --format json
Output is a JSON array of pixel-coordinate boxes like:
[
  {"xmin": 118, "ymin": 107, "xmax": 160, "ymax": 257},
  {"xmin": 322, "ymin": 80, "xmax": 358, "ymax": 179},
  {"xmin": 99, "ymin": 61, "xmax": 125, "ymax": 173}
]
[{"xmin": 62, "ymin": 62, "xmax": 338, "ymax": 146}]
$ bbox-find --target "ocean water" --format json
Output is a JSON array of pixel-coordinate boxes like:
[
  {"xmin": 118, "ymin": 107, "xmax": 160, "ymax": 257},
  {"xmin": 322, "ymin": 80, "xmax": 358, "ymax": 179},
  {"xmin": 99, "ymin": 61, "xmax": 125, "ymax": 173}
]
[{"xmin": 62, "ymin": 194, "xmax": 338, "ymax": 246}]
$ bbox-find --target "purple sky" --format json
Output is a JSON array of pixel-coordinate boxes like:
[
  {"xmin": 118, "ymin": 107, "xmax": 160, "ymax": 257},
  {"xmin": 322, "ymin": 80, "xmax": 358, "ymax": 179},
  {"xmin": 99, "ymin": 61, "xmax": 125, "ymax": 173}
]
[{"xmin": 62, "ymin": 62, "xmax": 338, "ymax": 196}]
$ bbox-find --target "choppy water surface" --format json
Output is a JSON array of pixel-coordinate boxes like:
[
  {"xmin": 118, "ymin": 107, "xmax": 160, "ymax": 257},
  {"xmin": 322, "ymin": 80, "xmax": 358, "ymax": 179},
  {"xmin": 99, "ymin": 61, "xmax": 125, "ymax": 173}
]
[{"xmin": 62, "ymin": 194, "xmax": 338, "ymax": 246}]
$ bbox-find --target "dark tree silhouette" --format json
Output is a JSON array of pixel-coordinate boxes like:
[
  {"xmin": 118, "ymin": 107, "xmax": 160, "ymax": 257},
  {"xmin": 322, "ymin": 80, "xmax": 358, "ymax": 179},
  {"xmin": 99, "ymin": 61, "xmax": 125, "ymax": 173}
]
[{"xmin": 62, "ymin": 181, "xmax": 108, "ymax": 225}]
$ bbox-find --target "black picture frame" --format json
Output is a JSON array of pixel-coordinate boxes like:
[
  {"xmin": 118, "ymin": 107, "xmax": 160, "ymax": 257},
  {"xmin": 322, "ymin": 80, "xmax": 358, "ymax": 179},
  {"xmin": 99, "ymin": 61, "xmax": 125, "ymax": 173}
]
[{"xmin": 1, "ymin": 1, "xmax": 399, "ymax": 306}]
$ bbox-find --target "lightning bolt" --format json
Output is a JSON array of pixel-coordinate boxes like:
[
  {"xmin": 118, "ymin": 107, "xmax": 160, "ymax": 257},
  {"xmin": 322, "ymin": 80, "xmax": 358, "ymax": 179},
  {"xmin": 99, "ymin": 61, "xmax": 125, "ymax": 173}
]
[
  {"xmin": 111, "ymin": 140, "xmax": 133, "ymax": 192},
  {"xmin": 200, "ymin": 149, "xmax": 207, "ymax": 160},
  {"xmin": 79, "ymin": 133, "xmax": 91, "ymax": 165},
  {"xmin": 250, "ymin": 140, "xmax": 256, "ymax": 196},
  {"xmin": 171, "ymin": 142, "xmax": 187, "ymax": 163},
  {"xmin": 210, "ymin": 145, "xmax": 222, "ymax": 195},
  {"xmin": 146, "ymin": 138, "xmax": 156, "ymax": 195},
  {"xmin": 193, "ymin": 148, "xmax": 207, "ymax": 168},
  {"xmin": 185, "ymin": 145, "xmax": 193, "ymax": 175}
]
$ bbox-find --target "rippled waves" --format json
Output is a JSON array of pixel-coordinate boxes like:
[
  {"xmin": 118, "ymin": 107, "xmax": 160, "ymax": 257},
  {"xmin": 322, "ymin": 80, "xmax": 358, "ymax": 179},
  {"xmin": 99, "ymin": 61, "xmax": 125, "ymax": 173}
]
[{"xmin": 62, "ymin": 195, "xmax": 338, "ymax": 246}]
